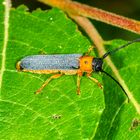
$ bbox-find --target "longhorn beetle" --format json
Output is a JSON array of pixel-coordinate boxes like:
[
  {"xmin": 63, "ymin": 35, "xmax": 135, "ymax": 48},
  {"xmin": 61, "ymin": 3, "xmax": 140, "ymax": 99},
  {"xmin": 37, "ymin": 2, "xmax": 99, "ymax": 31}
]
[{"xmin": 16, "ymin": 38, "xmax": 140, "ymax": 97}]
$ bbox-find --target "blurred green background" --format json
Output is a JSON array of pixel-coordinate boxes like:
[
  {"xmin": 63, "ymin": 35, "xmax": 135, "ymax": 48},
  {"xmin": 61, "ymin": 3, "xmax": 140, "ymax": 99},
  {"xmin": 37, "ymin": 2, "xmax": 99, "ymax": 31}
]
[{"xmin": 12, "ymin": 0, "xmax": 140, "ymax": 40}]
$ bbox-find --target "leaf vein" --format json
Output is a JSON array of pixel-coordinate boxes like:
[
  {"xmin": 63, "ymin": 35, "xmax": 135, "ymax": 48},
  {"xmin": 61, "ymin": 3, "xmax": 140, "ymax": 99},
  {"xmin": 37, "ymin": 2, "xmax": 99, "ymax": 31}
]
[{"xmin": 0, "ymin": 0, "xmax": 11, "ymax": 94}]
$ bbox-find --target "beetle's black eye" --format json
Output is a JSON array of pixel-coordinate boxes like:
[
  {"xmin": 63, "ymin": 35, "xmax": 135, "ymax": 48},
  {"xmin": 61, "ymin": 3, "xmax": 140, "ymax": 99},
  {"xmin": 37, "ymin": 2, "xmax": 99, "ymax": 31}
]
[
  {"xmin": 96, "ymin": 65, "xmax": 102, "ymax": 71},
  {"xmin": 92, "ymin": 58, "xmax": 103, "ymax": 72}
]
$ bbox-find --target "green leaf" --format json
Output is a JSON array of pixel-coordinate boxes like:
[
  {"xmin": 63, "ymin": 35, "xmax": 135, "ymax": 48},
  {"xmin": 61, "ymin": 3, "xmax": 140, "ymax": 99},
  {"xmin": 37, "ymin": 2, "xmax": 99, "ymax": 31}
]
[
  {"xmin": 1, "ymin": 2, "xmax": 140, "ymax": 140},
  {"xmin": 0, "ymin": 4, "xmax": 104, "ymax": 140},
  {"xmin": 94, "ymin": 40, "xmax": 140, "ymax": 140}
]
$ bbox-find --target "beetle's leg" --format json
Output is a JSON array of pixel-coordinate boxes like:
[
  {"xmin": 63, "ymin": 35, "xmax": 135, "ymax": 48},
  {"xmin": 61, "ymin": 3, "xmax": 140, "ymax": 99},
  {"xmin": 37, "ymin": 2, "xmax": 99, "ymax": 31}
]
[
  {"xmin": 87, "ymin": 75, "xmax": 103, "ymax": 89},
  {"xmin": 35, "ymin": 74, "xmax": 62, "ymax": 94},
  {"xmin": 39, "ymin": 50, "xmax": 47, "ymax": 55},
  {"xmin": 85, "ymin": 46, "xmax": 94, "ymax": 55},
  {"xmin": 77, "ymin": 74, "xmax": 82, "ymax": 95}
]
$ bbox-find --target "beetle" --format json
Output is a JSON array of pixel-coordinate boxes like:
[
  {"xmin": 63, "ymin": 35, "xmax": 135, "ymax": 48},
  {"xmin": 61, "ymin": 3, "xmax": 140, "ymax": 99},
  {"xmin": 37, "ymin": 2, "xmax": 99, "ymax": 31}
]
[
  {"xmin": 16, "ymin": 54, "xmax": 103, "ymax": 94},
  {"xmin": 16, "ymin": 38, "xmax": 140, "ymax": 96}
]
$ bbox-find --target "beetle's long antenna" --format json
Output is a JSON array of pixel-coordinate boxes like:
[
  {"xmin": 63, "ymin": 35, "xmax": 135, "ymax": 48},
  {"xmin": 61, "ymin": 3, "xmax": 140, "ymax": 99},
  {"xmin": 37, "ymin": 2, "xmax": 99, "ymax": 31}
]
[
  {"xmin": 103, "ymin": 38, "xmax": 140, "ymax": 59},
  {"xmin": 101, "ymin": 69, "xmax": 129, "ymax": 101}
]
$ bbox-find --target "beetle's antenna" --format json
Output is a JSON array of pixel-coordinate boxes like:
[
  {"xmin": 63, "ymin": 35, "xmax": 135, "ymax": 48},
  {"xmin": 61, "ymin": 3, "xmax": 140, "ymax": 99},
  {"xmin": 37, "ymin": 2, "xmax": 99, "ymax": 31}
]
[
  {"xmin": 103, "ymin": 38, "xmax": 140, "ymax": 59},
  {"xmin": 101, "ymin": 69, "xmax": 129, "ymax": 101}
]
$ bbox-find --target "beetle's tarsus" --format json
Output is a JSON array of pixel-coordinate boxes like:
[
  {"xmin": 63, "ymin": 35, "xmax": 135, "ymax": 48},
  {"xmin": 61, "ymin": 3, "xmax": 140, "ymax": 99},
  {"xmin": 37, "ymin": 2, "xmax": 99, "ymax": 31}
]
[
  {"xmin": 77, "ymin": 88, "xmax": 80, "ymax": 95},
  {"xmin": 87, "ymin": 75, "xmax": 103, "ymax": 89},
  {"xmin": 35, "ymin": 90, "xmax": 41, "ymax": 94},
  {"xmin": 98, "ymin": 83, "xmax": 103, "ymax": 89}
]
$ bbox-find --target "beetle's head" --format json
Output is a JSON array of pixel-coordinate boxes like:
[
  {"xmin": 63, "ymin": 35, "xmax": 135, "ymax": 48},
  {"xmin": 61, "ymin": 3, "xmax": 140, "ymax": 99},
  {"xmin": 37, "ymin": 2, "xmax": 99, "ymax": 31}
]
[{"xmin": 92, "ymin": 58, "xmax": 103, "ymax": 72}]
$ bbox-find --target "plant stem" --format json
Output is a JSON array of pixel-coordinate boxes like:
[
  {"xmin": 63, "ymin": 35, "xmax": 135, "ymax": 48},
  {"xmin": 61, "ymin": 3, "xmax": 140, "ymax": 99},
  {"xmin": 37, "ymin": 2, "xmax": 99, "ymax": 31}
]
[
  {"xmin": 38, "ymin": 0, "xmax": 140, "ymax": 34},
  {"xmin": 69, "ymin": 14, "xmax": 104, "ymax": 56}
]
